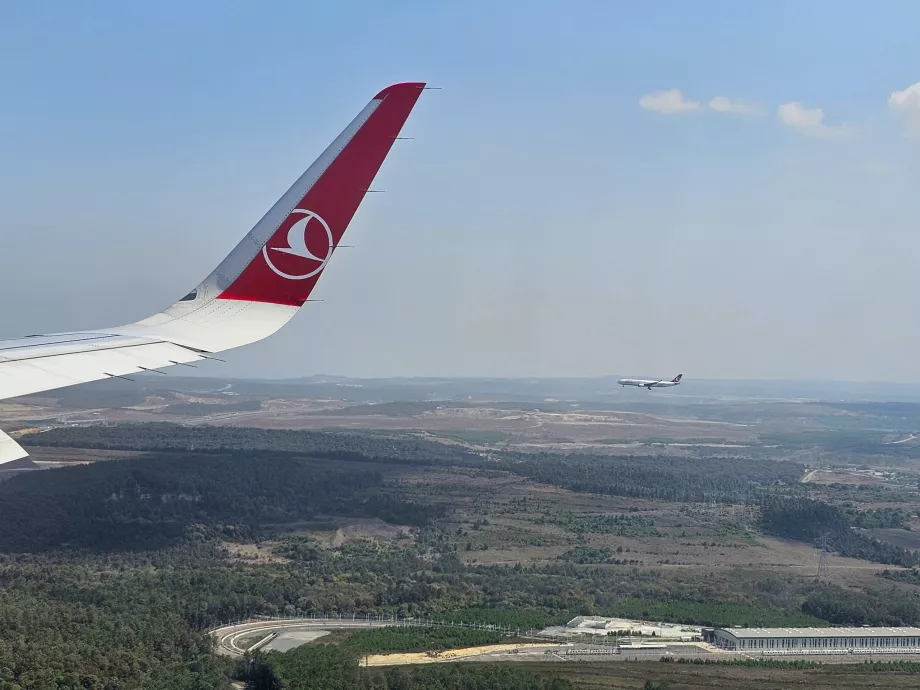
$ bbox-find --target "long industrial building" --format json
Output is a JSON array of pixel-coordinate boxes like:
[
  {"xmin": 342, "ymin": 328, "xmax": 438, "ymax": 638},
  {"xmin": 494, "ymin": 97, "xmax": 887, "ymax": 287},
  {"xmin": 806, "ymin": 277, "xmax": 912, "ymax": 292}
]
[{"xmin": 708, "ymin": 627, "xmax": 920, "ymax": 655}]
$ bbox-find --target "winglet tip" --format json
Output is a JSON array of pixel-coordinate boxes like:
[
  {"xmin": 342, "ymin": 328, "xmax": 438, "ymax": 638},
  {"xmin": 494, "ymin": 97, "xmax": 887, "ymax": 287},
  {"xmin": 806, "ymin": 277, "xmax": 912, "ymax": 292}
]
[{"xmin": 374, "ymin": 82, "xmax": 427, "ymax": 100}]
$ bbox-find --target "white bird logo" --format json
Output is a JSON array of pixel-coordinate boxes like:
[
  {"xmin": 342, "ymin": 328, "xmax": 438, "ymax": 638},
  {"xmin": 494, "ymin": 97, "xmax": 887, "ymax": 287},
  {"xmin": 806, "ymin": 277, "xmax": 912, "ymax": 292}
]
[{"xmin": 262, "ymin": 209, "xmax": 334, "ymax": 280}]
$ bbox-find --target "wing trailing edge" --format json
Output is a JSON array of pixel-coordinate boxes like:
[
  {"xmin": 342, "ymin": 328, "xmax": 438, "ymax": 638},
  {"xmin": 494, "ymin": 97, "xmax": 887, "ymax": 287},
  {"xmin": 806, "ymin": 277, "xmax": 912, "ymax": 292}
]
[{"xmin": 0, "ymin": 429, "xmax": 27, "ymax": 465}]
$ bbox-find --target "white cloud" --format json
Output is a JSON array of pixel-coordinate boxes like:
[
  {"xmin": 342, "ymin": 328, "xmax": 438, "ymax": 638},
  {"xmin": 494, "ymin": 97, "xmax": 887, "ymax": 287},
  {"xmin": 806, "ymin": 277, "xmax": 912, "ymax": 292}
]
[
  {"xmin": 777, "ymin": 102, "xmax": 850, "ymax": 139},
  {"xmin": 638, "ymin": 89, "xmax": 699, "ymax": 114},
  {"xmin": 888, "ymin": 81, "xmax": 920, "ymax": 136},
  {"xmin": 708, "ymin": 96, "xmax": 761, "ymax": 115}
]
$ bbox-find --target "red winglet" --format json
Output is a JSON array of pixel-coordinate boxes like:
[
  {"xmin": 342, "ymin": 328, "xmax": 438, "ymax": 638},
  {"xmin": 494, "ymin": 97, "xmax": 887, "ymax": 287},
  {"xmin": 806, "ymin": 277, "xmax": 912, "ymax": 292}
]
[
  {"xmin": 374, "ymin": 82, "xmax": 426, "ymax": 99},
  {"xmin": 218, "ymin": 82, "xmax": 425, "ymax": 305}
]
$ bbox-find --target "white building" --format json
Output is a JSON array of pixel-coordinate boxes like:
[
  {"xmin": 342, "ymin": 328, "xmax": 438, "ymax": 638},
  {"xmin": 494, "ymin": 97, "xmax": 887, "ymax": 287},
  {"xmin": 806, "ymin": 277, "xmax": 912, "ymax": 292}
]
[
  {"xmin": 710, "ymin": 627, "xmax": 920, "ymax": 655},
  {"xmin": 561, "ymin": 616, "xmax": 700, "ymax": 640}
]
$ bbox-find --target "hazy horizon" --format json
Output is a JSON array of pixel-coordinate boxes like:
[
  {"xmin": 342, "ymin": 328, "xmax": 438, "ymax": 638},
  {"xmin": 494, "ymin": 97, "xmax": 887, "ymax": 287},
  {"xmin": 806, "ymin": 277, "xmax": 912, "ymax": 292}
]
[
  {"xmin": 62, "ymin": 372, "xmax": 920, "ymax": 405},
  {"xmin": 4, "ymin": 2, "xmax": 920, "ymax": 382}
]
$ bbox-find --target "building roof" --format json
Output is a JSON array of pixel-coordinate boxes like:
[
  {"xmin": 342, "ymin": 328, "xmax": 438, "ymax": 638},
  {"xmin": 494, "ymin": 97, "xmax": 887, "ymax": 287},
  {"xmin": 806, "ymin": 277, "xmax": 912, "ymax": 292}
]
[{"xmin": 719, "ymin": 627, "xmax": 920, "ymax": 639}]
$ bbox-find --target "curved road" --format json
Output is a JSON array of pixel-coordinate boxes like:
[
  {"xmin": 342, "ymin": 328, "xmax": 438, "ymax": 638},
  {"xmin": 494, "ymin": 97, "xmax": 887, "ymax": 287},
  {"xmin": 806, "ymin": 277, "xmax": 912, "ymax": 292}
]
[{"xmin": 212, "ymin": 618, "xmax": 395, "ymax": 656}]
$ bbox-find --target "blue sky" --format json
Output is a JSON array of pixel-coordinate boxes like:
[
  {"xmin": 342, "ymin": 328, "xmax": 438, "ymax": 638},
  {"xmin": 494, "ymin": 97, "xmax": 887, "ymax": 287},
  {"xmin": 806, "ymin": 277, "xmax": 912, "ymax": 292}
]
[{"xmin": 2, "ymin": 1, "xmax": 920, "ymax": 380}]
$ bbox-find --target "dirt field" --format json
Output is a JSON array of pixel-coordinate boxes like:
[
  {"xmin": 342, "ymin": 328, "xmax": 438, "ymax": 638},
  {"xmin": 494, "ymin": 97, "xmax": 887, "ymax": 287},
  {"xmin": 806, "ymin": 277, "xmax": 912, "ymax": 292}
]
[
  {"xmin": 306, "ymin": 517, "xmax": 413, "ymax": 547},
  {"xmin": 364, "ymin": 643, "xmax": 549, "ymax": 666},
  {"xmin": 532, "ymin": 661, "xmax": 920, "ymax": 689},
  {"xmin": 199, "ymin": 406, "xmax": 760, "ymax": 449},
  {"xmin": 4, "ymin": 393, "xmax": 763, "ymax": 454},
  {"xmin": 802, "ymin": 469, "xmax": 892, "ymax": 486}
]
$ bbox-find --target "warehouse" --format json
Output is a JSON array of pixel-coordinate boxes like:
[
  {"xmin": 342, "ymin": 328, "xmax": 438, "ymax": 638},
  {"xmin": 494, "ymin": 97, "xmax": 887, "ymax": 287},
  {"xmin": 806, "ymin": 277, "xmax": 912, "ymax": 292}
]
[{"xmin": 709, "ymin": 627, "xmax": 920, "ymax": 655}]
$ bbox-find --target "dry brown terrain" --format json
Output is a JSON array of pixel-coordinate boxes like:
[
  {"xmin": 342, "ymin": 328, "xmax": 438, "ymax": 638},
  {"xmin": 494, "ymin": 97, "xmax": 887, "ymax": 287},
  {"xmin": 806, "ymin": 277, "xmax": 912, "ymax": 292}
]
[
  {"xmin": 803, "ymin": 469, "xmax": 892, "ymax": 486},
  {"xmin": 205, "ymin": 406, "xmax": 759, "ymax": 449},
  {"xmin": 396, "ymin": 465, "xmax": 901, "ymax": 589},
  {"xmin": 365, "ymin": 643, "xmax": 549, "ymax": 666},
  {"xmin": 306, "ymin": 517, "xmax": 413, "ymax": 547},
  {"xmin": 0, "ymin": 393, "xmax": 762, "ymax": 455},
  {"xmin": 535, "ymin": 661, "xmax": 920, "ymax": 689}
]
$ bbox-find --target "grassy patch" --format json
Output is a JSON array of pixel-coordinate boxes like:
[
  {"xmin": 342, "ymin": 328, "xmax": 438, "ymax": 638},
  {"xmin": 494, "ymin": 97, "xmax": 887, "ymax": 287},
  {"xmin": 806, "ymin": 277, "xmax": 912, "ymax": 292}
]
[
  {"xmin": 558, "ymin": 546, "xmax": 644, "ymax": 565},
  {"xmin": 542, "ymin": 512, "xmax": 661, "ymax": 537},
  {"xmin": 341, "ymin": 625, "xmax": 502, "ymax": 654}
]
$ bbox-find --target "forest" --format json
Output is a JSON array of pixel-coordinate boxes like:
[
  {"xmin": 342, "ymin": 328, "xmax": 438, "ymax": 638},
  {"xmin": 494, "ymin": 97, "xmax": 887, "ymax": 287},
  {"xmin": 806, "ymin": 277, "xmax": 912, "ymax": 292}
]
[
  {"xmin": 759, "ymin": 496, "xmax": 919, "ymax": 567},
  {"xmin": 802, "ymin": 583, "xmax": 920, "ymax": 626},
  {"xmin": 490, "ymin": 451, "xmax": 805, "ymax": 504},
  {"xmin": 0, "ymin": 455, "xmax": 818, "ymax": 687},
  {"xmin": 1, "ymin": 423, "xmax": 918, "ymax": 688},
  {"xmin": 28, "ymin": 423, "xmax": 806, "ymax": 504},
  {"xmin": 0, "ymin": 452, "xmax": 444, "ymax": 552}
]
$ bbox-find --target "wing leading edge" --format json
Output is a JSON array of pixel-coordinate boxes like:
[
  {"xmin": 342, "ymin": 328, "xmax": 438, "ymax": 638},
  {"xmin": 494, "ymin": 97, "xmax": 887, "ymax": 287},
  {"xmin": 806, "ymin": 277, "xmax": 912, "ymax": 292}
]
[{"xmin": 0, "ymin": 82, "xmax": 426, "ymax": 463}]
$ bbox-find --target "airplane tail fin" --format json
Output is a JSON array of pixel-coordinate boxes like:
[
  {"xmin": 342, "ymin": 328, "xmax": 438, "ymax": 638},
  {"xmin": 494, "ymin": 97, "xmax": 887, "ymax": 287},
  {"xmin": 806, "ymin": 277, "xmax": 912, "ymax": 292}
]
[
  {"xmin": 124, "ymin": 82, "xmax": 425, "ymax": 353},
  {"xmin": 672, "ymin": 374, "xmax": 683, "ymax": 383}
]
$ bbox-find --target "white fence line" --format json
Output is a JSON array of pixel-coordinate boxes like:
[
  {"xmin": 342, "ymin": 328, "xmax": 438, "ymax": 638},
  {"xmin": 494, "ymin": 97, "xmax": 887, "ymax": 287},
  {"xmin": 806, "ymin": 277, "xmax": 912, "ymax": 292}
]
[
  {"xmin": 212, "ymin": 612, "xmax": 535, "ymax": 638},
  {"xmin": 211, "ymin": 613, "xmax": 656, "ymax": 653}
]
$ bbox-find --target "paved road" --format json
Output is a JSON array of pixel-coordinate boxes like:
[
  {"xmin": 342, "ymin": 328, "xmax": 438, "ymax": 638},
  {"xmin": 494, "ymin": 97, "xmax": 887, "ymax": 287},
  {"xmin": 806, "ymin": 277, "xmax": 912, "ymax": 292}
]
[
  {"xmin": 211, "ymin": 619, "xmax": 396, "ymax": 656},
  {"xmin": 266, "ymin": 630, "xmax": 331, "ymax": 652}
]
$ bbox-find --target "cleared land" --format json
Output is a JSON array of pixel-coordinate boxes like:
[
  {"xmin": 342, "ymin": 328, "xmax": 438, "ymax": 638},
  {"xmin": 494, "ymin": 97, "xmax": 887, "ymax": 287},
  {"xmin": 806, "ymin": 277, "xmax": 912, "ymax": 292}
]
[{"xmin": 533, "ymin": 661, "xmax": 920, "ymax": 689}]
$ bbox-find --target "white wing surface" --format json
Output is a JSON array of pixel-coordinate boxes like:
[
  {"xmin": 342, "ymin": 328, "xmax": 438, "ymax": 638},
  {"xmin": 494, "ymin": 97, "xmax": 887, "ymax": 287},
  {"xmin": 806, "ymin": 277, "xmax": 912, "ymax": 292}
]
[{"xmin": 0, "ymin": 82, "xmax": 426, "ymax": 463}]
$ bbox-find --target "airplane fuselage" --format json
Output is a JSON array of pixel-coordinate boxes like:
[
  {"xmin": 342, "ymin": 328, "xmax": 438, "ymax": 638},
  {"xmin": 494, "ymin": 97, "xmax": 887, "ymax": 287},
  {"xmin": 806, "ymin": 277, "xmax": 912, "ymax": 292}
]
[{"xmin": 618, "ymin": 375, "xmax": 683, "ymax": 390}]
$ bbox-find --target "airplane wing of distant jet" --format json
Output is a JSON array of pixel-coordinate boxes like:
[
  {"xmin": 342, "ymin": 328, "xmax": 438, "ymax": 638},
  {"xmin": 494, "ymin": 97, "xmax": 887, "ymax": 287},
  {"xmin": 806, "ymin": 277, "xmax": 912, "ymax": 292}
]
[{"xmin": 0, "ymin": 82, "xmax": 426, "ymax": 463}]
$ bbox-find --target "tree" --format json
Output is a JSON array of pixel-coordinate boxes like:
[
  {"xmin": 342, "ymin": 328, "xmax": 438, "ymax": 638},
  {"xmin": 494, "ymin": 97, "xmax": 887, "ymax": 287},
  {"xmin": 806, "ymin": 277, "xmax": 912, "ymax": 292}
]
[{"xmin": 644, "ymin": 681, "xmax": 669, "ymax": 690}]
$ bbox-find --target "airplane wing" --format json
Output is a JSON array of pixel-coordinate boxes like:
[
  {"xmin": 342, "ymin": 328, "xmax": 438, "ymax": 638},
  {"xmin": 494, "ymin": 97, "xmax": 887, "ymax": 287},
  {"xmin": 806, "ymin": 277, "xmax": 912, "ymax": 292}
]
[{"xmin": 0, "ymin": 82, "xmax": 426, "ymax": 463}]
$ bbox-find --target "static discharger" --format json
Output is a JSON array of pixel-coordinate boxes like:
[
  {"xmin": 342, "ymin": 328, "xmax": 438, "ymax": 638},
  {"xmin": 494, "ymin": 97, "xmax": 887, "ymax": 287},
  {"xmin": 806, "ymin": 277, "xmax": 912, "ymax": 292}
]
[
  {"xmin": 103, "ymin": 372, "xmax": 134, "ymax": 382},
  {"xmin": 136, "ymin": 366, "xmax": 168, "ymax": 375}
]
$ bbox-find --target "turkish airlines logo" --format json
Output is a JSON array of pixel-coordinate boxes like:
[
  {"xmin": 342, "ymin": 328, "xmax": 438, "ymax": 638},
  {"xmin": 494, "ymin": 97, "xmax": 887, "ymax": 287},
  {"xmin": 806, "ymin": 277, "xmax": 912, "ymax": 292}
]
[{"xmin": 262, "ymin": 209, "xmax": 334, "ymax": 280}]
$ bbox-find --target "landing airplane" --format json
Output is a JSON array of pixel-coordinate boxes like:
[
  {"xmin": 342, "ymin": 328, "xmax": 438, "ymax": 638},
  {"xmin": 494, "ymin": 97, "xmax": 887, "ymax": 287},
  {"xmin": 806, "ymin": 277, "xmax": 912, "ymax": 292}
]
[
  {"xmin": 0, "ymin": 82, "xmax": 426, "ymax": 464},
  {"xmin": 618, "ymin": 374, "xmax": 683, "ymax": 390}
]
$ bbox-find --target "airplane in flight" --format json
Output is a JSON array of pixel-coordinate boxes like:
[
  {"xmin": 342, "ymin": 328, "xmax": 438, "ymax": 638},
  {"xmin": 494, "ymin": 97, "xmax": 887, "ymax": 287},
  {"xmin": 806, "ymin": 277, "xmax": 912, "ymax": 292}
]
[
  {"xmin": 0, "ymin": 82, "xmax": 426, "ymax": 464},
  {"xmin": 618, "ymin": 374, "xmax": 683, "ymax": 390}
]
